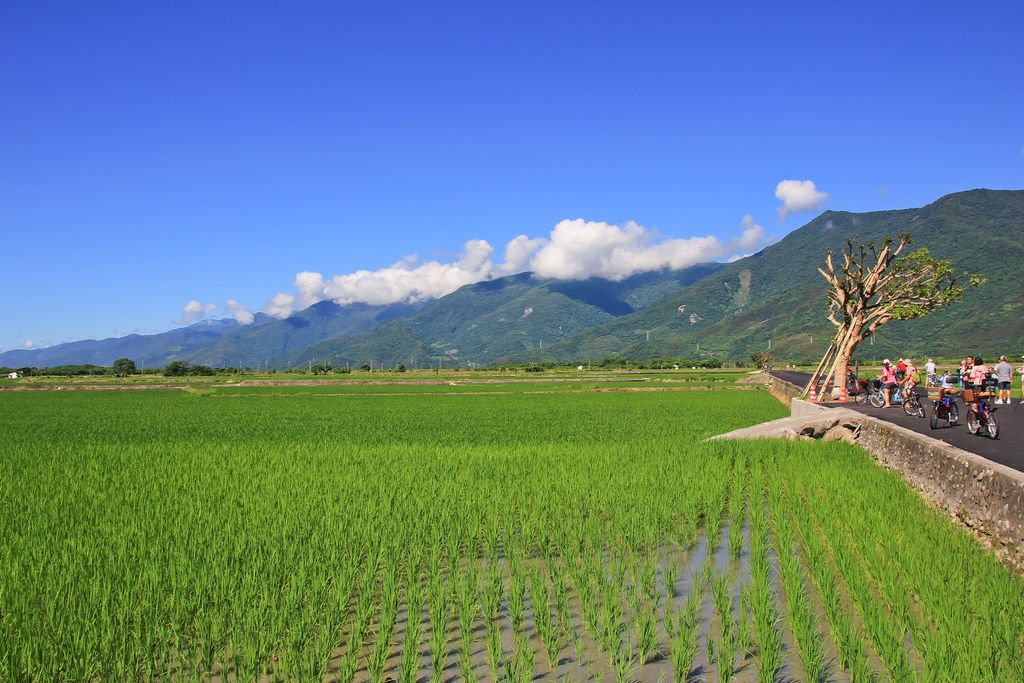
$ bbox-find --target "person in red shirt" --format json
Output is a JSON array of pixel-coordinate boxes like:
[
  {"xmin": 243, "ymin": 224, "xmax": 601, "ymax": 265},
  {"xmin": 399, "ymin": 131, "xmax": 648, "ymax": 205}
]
[{"xmin": 878, "ymin": 359, "xmax": 898, "ymax": 408}]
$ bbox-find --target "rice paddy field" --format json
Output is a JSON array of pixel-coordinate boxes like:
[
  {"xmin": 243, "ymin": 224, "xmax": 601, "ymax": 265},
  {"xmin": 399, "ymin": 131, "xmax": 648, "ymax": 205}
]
[{"xmin": 1, "ymin": 376, "xmax": 1022, "ymax": 682}]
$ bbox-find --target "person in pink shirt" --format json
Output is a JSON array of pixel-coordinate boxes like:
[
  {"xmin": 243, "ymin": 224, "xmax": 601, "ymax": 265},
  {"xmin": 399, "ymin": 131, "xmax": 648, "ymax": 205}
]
[
  {"xmin": 968, "ymin": 355, "xmax": 992, "ymax": 412},
  {"xmin": 878, "ymin": 359, "xmax": 898, "ymax": 408},
  {"xmin": 969, "ymin": 356, "xmax": 991, "ymax": 388}
]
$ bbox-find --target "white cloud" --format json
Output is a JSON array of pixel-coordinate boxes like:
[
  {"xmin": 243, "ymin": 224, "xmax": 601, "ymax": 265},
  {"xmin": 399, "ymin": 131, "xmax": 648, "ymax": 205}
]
[
  {"xmin": 175, "ymin": 299, "xmax": 216, "ymax": 325},
  {"xmin": 265, "ymin": 292, "xmax": 296, "ymax": 319},
  {"xmin": 500, "ymin": 235, "xmax": 546, "ymax": 275},
  {"xmin": 261, "ymin": 217, "xmax": 773, "ymax": 313},
  {"xmin": 775, "ymin": 179, "xmax": 828, "ymax": 219},
  {"xmin": 265, "ymin": 241, "xmax": 497, "ymax": 317},
  {"xmin": 225, "ymin": 300, "xmax": 255, "ymax": 325},
  {"xmin": 736, "ymin": 214, "xmax": 764, "ymax": 250},
  {"xmin": 294, "ymin": 272, "xmax": 326, "ymax": 309},
  {"xmin": 526, "ymin": 218, "xmax": 765, "ymax": 281},
  {"xmin": 23, "ymin": 340, "xmax": 34, "ymax": 349},
  {"xmin": 324, "ymin": 241, "xmax": 494, "ymax": 305}
]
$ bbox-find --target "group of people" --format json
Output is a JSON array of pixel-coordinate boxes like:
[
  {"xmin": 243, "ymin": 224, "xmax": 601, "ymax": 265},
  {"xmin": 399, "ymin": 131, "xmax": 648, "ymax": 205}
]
[{"xmin": 873, "ymin": 355, "xmax": 1020, "ymax": 408}]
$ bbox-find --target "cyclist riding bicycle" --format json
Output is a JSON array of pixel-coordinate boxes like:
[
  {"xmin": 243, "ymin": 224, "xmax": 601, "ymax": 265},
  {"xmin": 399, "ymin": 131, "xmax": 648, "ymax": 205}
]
[
  {"xmin": 902, "ymin": 359, "xmax": 919, "ymax": 391},
  {"xmin": 968, "ymin": 356, "xmax": 992, "ymax": 412}
]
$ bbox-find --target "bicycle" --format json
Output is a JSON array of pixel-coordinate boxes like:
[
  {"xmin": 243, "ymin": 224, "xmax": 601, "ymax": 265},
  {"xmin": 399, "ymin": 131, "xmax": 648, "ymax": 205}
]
[
  {"xmin": 965, "ymin": 386, "xmax": 999, "ymax": 439},
  {"xmin": 927, "ymin": 387, "xmax": 959, "ymax": 430},
  {"xmin": 902, "ymin": 386, "xmax": 925, "ymax": 418},
  {"xmin": 863, "ymin": 380, "xmax": 924, "ymax": 417}
]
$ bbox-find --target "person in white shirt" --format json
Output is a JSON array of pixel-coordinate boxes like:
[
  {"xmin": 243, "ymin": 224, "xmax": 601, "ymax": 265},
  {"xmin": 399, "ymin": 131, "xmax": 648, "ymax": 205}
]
[{"xmin": 925, "ymin": 358, "xmax": 937, "ymax": 386}]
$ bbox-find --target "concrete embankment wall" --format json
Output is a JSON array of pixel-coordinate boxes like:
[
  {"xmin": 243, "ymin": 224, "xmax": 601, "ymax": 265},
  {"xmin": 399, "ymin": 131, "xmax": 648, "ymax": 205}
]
[{"xmin": 768, "ymin": 373, "xmax": 803, "ymax": 406}]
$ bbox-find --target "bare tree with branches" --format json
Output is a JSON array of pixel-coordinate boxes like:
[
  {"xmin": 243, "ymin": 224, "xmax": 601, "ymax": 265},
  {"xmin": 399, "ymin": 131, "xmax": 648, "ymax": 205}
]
[{"xmin": 807, "ymin": 233, "xmax": 984, "ymax": 399}]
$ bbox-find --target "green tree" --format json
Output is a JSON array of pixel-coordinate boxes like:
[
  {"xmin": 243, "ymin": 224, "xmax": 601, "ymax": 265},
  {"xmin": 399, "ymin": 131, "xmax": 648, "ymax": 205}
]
[
  {"xmin": 164, "ymin": 361, "xmax": 189, "ymax": 376},
  {"xmin": 112, "ymin": 358, "xmax": 137, "ymax": 377}
]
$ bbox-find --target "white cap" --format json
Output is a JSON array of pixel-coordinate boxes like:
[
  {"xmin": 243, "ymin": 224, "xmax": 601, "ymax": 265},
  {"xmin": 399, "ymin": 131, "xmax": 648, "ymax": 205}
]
[{"xmin": 883, "ymin": 358, "xmax": 891, "ymax": 365}]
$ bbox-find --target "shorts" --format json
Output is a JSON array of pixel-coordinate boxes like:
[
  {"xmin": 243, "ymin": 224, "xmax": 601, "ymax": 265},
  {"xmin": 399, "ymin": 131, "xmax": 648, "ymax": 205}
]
[{"xmin": 999, "ymin": 381, "xmax": 1011, "ymax": 390}]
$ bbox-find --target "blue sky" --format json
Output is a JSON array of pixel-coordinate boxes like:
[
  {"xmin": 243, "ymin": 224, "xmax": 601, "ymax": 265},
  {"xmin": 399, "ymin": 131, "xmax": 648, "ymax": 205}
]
[{"xmin": 2, "ymin": 1, "xmax": 1022, "ymax": 351}]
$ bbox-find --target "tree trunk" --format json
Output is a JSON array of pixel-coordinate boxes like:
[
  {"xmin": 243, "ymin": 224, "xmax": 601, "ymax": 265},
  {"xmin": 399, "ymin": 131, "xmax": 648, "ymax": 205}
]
[{"xmin": 823, "ymin": 319, "xmax": 865, "ymax": 395}]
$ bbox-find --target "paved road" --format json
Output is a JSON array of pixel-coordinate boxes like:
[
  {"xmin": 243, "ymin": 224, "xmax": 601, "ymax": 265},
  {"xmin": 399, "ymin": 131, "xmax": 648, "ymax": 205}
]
[{"xmin": 772, "ymin": 370, "xmax": 1024, "ymax": 474}]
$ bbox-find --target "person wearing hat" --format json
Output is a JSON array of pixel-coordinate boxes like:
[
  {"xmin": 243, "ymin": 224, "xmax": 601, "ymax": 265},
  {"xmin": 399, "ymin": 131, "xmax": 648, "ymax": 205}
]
[
  {"xmin": 994, "ymin": 355, "xmax": 1013, "ymax": 404},
  {"xmin": 878, "ymin": 359, "xmax": 898, "ymax": 407}
]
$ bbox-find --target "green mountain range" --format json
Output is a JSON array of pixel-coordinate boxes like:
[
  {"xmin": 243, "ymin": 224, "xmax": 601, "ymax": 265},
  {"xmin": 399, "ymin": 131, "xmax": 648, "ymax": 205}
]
[
  {"xmin": 4, "ymin": 189, "xmax": 1021, "ymax": 371},
  {"xmin": 535, "ymin": 188, "xmax": 1024, "ymax": 364},
  {"xmin": 280, "ymin": 265, "xmax": 724, "ymax": 369}
]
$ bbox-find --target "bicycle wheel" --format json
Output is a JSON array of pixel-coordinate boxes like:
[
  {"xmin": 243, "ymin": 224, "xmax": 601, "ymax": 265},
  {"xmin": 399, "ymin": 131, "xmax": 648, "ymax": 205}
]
[
  {"xmin": 948, "ymin": 402, "xmax": 959, "ymax": 426},
  {"xmin": 986, "ymin": 412, "xmax": 999, "ymax": 439},
  {"xmin": 966, "ymin": 408, "xmax": 980, "ymax": 435},
  {"xmin": 869, "ymin": 391, "xmax": 885, "ymax": 408},
  {"xmin": 903, "ymin": 392, "xmax": 924, "ymax": 418},
  {"xmin": 930, "ymin": 406, "xmax": 939, "ymax": 430},
  {"xmin": 855, "ymin": 390, "xmax": 868, "ymax": 406},
  {"xmin": 912, "ymin": 393, "xmax": 924, "ymax": 418}
]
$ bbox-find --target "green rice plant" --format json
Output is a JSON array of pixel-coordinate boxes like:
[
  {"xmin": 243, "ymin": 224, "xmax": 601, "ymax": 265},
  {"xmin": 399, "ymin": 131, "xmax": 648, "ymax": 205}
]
[
  {"xmin": 480, "ymin": 561, "xmax": 503, "ymax": 621},
  {"xmin": 399, "ymin": 565, "xmax": 425, "ymax": 683},
  {"xmin": 530, "ymin": 566, "xmax": 561, "ymax": 668},
  {"xmin": 508, "ymin": 558, "xmax": 527, "ymax": 635},
  {"xmin": 456, "ymin": 570, "xmax": 479, "ymax": 682},
  {"xmin": 666, "ymin": 582, "xmax": 700, "ymax": 683},
  {"xmin": 635, "ymin": 598, "xmax": 660, "ymax": 667},
  {"xmin": 485, "ymin": 616, "xmax": 503, "ymax": 681},
  {"xmin": 770, "ymin": 507, "xmax": 824, "ymax": 682},
  {"xmin": 746, "ymin": 475, "xmax": 783, "ymax": 683},
  {"xmin": 612, "ymin": 639, "xmax": 638, "ymax": 683},
  {"xmin": 428, "ymin": 574, "xmax": 449, "ymax": 683},
  {"xmin": 600, "ymin": 581, "xmax": 625, "ymax": 656},
  {"xmin": 711, "ymin": 571, "xmax": 737, "ymax": 683},
  {"xmin": 736, "ymin": 586, "xmax": 753, "ymax": 663},
  {"xmin": 664, "ymin": 557, "xmax": 680, "ymax": 602},
  {"xmin": 504, "ymin": 634, "xmax": 535, "ymax": 683},
  {"xmin": 367, "ymin": 561, "xmax": 400, "ymax": 683}
]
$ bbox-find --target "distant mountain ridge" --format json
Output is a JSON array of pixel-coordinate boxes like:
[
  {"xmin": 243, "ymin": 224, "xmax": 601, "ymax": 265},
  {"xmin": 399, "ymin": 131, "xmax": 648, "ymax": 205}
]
[
  {"xmin": 4, "ymin": 189, "xmax": 1021, "ymax": 370},
  {"xmin": 278, "ymin": 264, "xmax": 724, "ymax": 369},
  {"xmin": 0, "ymin": 301, "xmax": 423, "ymax": 369},
  {"xmin": 533, "ymin": 189, "xmax": 1024, "ymax": 362}
]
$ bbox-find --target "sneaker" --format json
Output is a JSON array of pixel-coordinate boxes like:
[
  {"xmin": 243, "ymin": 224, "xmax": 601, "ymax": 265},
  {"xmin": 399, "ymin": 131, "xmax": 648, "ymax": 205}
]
[{"xmin": 995, "ymin": 399, "xmax": 1003, "ymax": 404}]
